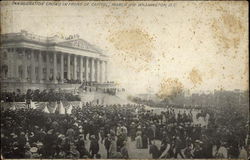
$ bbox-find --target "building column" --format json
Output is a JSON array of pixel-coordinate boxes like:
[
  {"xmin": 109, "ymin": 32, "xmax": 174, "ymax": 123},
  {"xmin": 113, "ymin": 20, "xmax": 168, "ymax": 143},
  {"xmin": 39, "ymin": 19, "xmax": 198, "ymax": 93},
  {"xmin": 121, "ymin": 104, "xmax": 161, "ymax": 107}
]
[
  {"xmin": 96, "ymin": 60, "xmax": 100, "ymax": 83},
  {"xmin": 53, "ymin": 52, "xmax": 57, "ymax": 83},
  {"xmin": 31, "ymin": 50, "xmax": 36, "ymax": 83},
  {"xmin": 90, "ymin": 58, "xmax": 95, "ymax": 82},
  {"xmin": 79, "ymin": 56, "xmax": 83, "ymax": 82},
  {"xmin": 60, "ymin": 53, "xmax": 64, "ymax": 83},
  {"xmin": 38, "ymin": 51, "xmax": 43, "ymax": 83},
  {"xmin": 22, "ymin": 49, "xmax": 27, "ymax": 82},
  {"xmin": 13, "ymin": 48, "xmax": 18, "ymax": 78},
  {"xmin": 73, "ymin": 55, "xmax": 77, "ymax": 80},
  {"xmin": 10, "ymin": 48, "xmax": 16, "ymax": 78},
  {"xmin": 67, "ymin": 54, "xmax": 71, "ymax": 80},
  {"xmin": 7, "ymin": 49, "xmax": 12, "ymax": 78},
  {"xmin": 105, "ymin": 61, "xmax": 108, "ymax": 82},
  {"xmin": 6, "ymin": 49, "xmax": 11, "ymax": 78},
  {"xmin": 46, "ymin": 53, "xmax": 50, "ymax": 81},
  {"xmin": 100, "ymin": 60, "xmax": 103, "ymax": 83},
  {"xmin": 85, "ymin": 57, "xmax": 89, "ymax": 81}
]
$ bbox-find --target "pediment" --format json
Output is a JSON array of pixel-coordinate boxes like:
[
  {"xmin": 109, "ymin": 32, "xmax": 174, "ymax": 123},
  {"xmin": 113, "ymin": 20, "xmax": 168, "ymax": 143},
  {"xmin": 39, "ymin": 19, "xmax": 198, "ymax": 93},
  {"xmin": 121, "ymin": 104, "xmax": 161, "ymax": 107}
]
[{"xmin": 57, "ymin": 39, "xmax": 101, "ymax": 53}]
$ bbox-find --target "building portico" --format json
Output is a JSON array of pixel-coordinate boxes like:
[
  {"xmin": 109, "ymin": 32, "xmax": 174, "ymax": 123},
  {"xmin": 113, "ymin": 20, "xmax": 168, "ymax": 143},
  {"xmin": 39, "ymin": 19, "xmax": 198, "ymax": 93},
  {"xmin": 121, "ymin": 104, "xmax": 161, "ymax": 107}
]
[{"xmin": 0, "ymin": 30, "xmax": 109, "ymax": 92}]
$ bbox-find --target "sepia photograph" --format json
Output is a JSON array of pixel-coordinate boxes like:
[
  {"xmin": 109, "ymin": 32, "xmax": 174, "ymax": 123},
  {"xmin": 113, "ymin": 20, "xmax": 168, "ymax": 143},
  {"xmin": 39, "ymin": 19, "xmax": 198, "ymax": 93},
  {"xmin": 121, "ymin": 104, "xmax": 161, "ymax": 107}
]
[{"xmin": 0, "ymin": 1, "xmax": 249, "ymax": 159}]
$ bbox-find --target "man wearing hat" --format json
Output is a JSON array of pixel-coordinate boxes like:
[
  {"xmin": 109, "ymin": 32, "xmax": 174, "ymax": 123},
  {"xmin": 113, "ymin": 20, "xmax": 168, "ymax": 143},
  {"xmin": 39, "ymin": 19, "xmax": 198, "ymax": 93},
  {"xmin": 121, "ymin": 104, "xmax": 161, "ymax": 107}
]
[
  {"xmin": 129, "ymin": 122, "xmax": 137, "ymax": 141},
  {"xmin": 104, "ymin": 134, "xmax": 112, "ymax": 158},
  {"xmin": 193, "ymin": 140, "xmax": 204, "ymax": 158},
  {"xmin": 174, "ymin": 136, "xmax": 185, "ymax": 158},
  {"xmin": 44, "ymin": 129, "xmax": 56, "ymax": 157},
  {"xmin": 76, "ymin": 134, "xmax": 89, "ymax": 158},
  {"xmin": 89, "ymin": 135, "xmax": 99, "ymax": 158}
]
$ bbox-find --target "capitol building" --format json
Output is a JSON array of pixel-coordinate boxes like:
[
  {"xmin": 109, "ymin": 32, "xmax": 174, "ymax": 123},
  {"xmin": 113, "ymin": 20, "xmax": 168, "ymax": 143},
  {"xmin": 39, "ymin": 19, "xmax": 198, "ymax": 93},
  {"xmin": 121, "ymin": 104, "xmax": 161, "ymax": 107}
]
[{"xmin": 0, "ymin": 30, "xmax": 109, "ymax": 93}]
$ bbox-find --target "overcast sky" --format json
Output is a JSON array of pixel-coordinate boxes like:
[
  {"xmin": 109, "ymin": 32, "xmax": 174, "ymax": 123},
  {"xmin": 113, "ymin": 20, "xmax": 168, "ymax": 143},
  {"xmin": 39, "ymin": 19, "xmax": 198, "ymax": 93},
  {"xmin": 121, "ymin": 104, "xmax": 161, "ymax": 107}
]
[{"xmin": 1, "ymin": 1, "xmax": 248, "ymax": 94}]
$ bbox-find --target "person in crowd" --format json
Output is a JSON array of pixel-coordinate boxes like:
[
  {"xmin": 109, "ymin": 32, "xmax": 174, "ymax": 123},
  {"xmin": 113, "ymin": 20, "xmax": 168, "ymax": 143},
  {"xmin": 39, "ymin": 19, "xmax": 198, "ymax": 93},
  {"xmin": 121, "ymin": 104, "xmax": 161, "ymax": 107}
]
[
  {"xmin": 99, "ymin": 126, "xmax": 105, "ymax": 143},
  {"xmin": 192, "ymin": 140, "xmax": 204, "ymax": 158},
  {"xmin": 183, "ymin": 143, "xmax": 193, "ymax": 158},
  {"xmin": 135, "ymin": 128, "xmax": 143, "ymax": 149},
  {"xmin": 120, "ymin": 141, "xmax": 129, "ymax": 159},
  {"xmin": 174, "ymin": 136, "xmax": 185, "ymax": 158},
  {"xmin": 215, "ymin": 142, "xmax": 228, "ymax": 158},
  {"xmin": 76, "ymin": 135, "xmax": 89, "ymax": 158},
  {"xmin": 238, "ymin": 145, "xmax": 248, "ymax": 159},
  {"xmin": 142, "ymin": 132, "xmax": 148, "ymax": 149},
  {"xmin": 109, "ymin": 135, "xmax": 117, "ymax": 158},
  {"xmin": 104, "ymin": 134, "xmax": 112, "ymax": 158},
  {"xmin": 117, "ymin": 134, "xmax": 126, "ymax": 152},
  {"xmin": 66, "ymin": 127, "xmax": 75, "ymax": 142},
  {"xmin": 121, "ymin": 124, "xmax": 128, "ymax": 138},
  {"xmin": 68, "ymin": 143, "xmax": 80, "ymax": 158},
  {"xmin": 129, "ymin": 122, "xmax": 137, "ymax": 141},
  {"xmin": 89, "ymin": 135, "xmax": 99, "ymax": 158},
  {"xmin": 44, "ymin": 129, "xmax": 56, "ymax": 158},
  {"xmin": 24, "ymin": 143, "xmax": 32, "ymax": 158},
  {"xmin": 159, "ymin": 137, "xmax": 171, "ymax": 158},
  {"xmin": 149, "ymin": 141, "xmax": 161, "ymax": 159},
  {"xmin": 227, "ymin": 140, "xmax": 240, "ymax": 158}
]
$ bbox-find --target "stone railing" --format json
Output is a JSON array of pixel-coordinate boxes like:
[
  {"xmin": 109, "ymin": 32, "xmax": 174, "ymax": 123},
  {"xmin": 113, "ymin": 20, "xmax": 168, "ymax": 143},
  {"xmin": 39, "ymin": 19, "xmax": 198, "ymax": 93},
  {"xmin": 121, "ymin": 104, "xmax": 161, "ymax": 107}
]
[
  {"xmin": 22, "ymin": 32, "xmax": 48, "ymax": 43},
  {"xmin": 1, "ymin": 31, "xmax": 48, "ymax": 43}
]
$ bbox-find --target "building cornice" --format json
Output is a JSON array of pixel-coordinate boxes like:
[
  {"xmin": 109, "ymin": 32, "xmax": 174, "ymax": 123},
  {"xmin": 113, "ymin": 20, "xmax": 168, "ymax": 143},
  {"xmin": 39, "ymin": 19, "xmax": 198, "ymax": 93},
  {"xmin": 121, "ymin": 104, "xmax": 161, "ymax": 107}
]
[{"xmin": 1, "ymin": 30, "xmax": 109, "ymax": 59}]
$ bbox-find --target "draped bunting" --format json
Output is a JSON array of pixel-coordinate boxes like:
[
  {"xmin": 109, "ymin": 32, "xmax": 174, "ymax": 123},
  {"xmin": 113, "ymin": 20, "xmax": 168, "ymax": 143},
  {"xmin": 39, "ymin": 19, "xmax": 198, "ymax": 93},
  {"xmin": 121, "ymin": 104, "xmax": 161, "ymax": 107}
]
[
  {"xmin": 30, "ymin": 100, "xmax": 39, "ymax": 109},
  {"xmin": 42, "ymin": 106, "xmax": 50, "ymax": 113},
  {"xmin": 51, "ymin": 102, "xmax": 57, "ymax": 113},
  {"xmin": 9, "ymin": 105, "xmax": 16, "ymax": 110},
  {"xmin": 59, "ymin": 101, "xmax": 65, "ymax": 114},
  {"xmin": 1, "ymin": 101, "xmax": 81, "ymax": 114}
]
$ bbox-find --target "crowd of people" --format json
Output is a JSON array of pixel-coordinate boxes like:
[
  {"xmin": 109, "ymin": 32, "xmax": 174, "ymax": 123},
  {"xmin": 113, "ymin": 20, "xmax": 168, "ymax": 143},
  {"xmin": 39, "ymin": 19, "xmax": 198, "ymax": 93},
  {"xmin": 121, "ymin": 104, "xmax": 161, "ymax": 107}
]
[
  {"xmin": 65, "ymin": 79, "xmax": 82, "ymax": 84},
  {"xmin": 129, "ymin": 96, "xmax": 204, "ymax": 110},
  {"xmin": 79, "ymin": 83, "xmax": 125, "ymax": 96},
  {"xmin": 1, "ymin": 102, "xmax": 248, "ymax": 159},
  {"xmin": 0, "ymin": 89, "xmax": 80, "ymax": 102}
]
